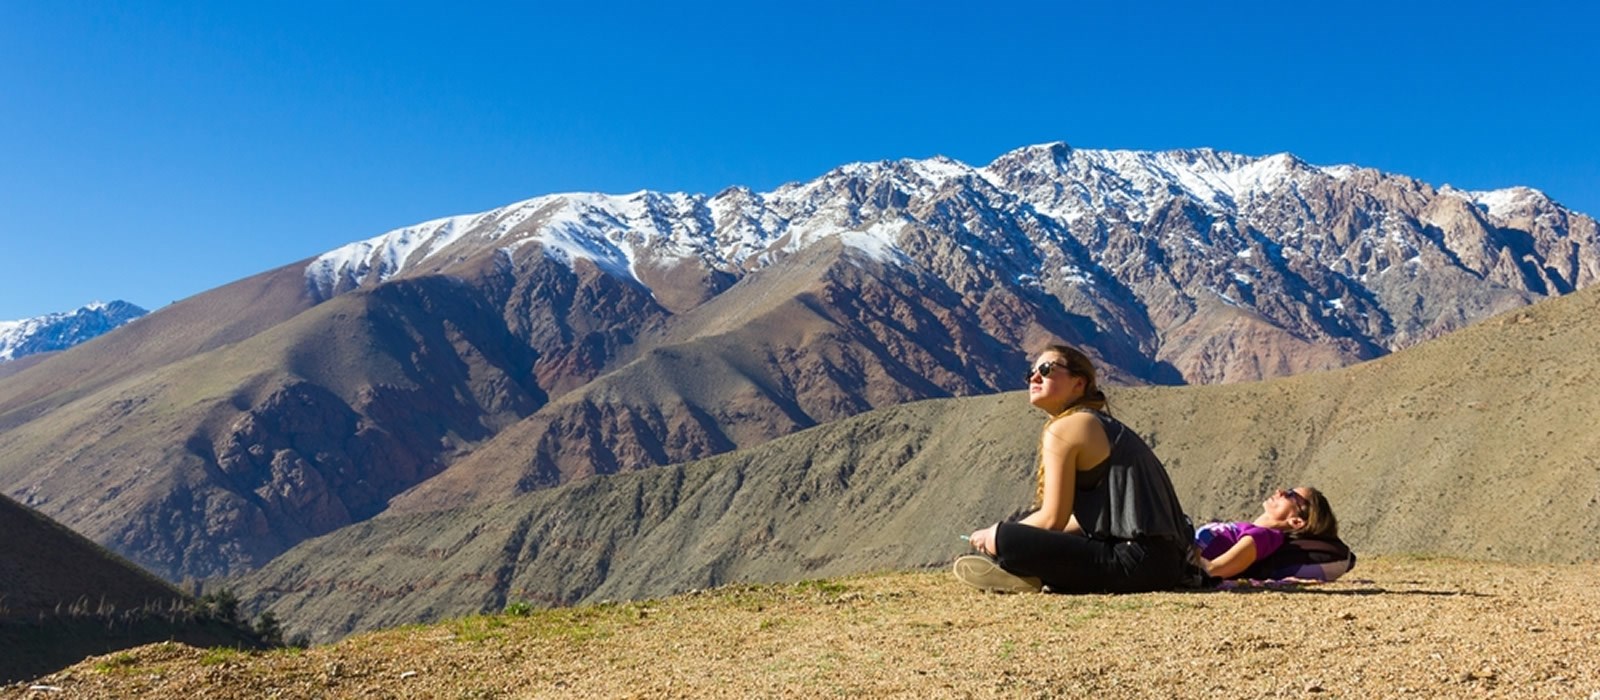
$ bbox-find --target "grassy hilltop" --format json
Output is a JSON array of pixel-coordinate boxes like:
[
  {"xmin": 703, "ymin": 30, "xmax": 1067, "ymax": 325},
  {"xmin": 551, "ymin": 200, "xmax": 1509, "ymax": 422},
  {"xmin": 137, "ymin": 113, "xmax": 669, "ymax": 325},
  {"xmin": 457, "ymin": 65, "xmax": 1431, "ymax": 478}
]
[{"xmin": 10, "ymin": 557, "xmax": 1599, "ymax": 698}]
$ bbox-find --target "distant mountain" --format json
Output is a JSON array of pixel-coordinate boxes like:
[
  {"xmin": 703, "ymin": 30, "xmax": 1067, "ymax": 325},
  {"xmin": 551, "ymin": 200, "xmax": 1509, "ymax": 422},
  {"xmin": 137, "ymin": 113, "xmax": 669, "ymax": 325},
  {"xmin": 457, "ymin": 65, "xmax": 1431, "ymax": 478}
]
[
  {"xmin": 243, "ymin": 280, "xmax": 1600, "ymax": 643},
  {"xmin": 1, "ymin": 142, "xmax": 1595, "ymax": 583},
  {"xmin": 305, "ymin": 144, "xmax": 1599, "ymax": 382},
  {"xmin": 0, "ymin": 301, "xmax": 147, "ymax": 363}
]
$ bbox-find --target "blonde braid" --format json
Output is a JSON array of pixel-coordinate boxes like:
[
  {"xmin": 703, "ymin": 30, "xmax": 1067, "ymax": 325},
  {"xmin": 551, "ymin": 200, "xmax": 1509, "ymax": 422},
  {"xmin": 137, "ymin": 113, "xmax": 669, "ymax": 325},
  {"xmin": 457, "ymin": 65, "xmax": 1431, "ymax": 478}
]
[{"xmin": 1033, "ymin": 407, "xmax": 1085, "ymax": 508}]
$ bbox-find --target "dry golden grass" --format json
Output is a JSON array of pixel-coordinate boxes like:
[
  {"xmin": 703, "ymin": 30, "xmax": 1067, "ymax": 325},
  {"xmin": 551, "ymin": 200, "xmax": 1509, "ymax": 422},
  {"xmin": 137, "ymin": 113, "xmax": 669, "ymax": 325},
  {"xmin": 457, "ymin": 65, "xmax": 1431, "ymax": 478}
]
[{"xmin": 12, "ymin": 557, "xmax": 1599, "ymax": 699}]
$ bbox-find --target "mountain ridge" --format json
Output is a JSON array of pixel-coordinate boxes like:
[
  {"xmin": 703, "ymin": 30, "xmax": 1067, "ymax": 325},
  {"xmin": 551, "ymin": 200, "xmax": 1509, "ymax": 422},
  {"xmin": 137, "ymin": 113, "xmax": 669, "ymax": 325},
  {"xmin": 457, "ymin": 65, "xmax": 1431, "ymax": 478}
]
[
  {"xmin": 241, "ymin": 279, "xmax": 1600, "ymax": 642},
  {"xmin": 302, "ymin": 142, "xmax": 1597, "ymax": 383},
  {"xmin": 2, "ymin": 140, "xmax": 1595, "ymax": 583}
]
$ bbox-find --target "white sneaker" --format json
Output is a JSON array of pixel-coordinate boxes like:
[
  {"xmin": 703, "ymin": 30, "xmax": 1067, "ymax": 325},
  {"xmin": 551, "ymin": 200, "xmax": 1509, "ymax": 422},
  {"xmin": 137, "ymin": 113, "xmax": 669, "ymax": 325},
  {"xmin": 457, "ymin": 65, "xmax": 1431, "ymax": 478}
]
[{"xmin": 952, "ymin": 555, "xmax": 1043, "ymax": 593}]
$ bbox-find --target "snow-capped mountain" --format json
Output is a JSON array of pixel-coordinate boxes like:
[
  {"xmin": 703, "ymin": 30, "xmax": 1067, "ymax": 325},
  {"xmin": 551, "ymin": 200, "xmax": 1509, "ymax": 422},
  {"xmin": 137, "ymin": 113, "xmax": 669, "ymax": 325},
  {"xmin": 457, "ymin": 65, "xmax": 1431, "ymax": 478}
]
[
  {"xmin": 0, "ymin": 301, "xmax": 148, "ymax": 363},
  {"xmin": 306, "ymin": 142, "xmax": 1598, "ymax": 383},
  {"xmin": 7, "ymin": 141, "xmax": 1597, "ymax": 582}
]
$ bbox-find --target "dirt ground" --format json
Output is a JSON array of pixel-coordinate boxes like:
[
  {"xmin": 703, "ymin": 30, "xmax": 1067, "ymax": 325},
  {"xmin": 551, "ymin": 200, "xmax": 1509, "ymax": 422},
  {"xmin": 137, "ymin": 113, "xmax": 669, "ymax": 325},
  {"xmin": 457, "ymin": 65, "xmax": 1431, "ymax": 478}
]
[{"xmin": 7, "ymin": 556, "xmax": 1599, "ymax": 699}]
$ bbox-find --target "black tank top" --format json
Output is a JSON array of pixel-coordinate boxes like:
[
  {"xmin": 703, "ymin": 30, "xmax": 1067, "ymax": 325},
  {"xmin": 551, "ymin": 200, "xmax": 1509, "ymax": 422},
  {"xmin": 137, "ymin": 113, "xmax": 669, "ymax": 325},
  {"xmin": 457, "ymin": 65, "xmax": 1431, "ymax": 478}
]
[{"xmin": 1072, "ymin": 410, "xmax": 1190, "ymax": 544}]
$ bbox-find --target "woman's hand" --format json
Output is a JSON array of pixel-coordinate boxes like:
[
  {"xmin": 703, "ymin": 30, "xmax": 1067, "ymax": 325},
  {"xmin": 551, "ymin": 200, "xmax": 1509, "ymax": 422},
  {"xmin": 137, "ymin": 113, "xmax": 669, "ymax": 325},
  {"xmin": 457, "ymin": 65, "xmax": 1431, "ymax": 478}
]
[{"xmin": 968, "ymin": 524, "xmax": 998, "ymax": 556}]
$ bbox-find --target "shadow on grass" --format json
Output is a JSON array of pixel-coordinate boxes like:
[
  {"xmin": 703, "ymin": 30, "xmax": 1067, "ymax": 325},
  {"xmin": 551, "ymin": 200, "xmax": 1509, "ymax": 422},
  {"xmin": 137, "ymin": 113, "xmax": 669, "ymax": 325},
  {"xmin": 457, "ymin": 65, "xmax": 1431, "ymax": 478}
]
[{"xmin": 1175, "ymin": 585, "xmax": 1490, "ymax": 598}]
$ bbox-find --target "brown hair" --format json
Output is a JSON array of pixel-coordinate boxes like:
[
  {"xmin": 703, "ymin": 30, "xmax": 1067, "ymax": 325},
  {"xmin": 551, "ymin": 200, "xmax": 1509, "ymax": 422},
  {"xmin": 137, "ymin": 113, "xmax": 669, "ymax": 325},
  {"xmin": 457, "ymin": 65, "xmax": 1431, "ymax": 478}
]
[
  {"xmin": 1291, "ymin": 487, "xmax": 1339, "ymax": 540},
  {"xmin": 1032, "ymin": 344, "xmax": 1109, "ymax": 507}
]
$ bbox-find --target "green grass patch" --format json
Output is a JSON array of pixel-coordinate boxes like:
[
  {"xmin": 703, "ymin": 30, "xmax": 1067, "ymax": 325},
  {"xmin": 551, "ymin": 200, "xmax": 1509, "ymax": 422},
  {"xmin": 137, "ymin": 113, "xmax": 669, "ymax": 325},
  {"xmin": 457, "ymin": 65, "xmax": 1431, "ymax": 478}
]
[
  {"xmin": 92, "ymin": 652, "xmax": 140, "ymax": 674},
  {"xmin": 450, "ymin": 615, "xmax": 509, "ymax": 643},
  {"xmin": 268, "ymin": 644, "xmax": 306, "ymax": 658},
  {"xmin": 794, "ymin": 579, "xmax": 850, "ymax": 596},
  {"xmin": 199, "ymin": 647, "xmax": 248, "ymax": 665}
]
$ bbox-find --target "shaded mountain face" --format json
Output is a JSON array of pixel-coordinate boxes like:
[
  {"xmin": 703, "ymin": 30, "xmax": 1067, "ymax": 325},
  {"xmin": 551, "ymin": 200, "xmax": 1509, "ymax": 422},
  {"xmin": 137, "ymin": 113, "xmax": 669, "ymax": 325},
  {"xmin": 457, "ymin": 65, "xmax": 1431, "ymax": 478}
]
[
  {"xmin": 242, "ymin": 282, "xmax": 1600, "ymax": 644},
  {"xmin": 0, "ymin": 493, "xmax": 186, "ymax": 622},
  {"xmin": 0, "ymin": 301, "xmax": 147, "ymax": 363},
  {"xmin": 2, "ymin": 143, "xmax": 1596, "ymax": 583},
  {"xmin": 0, "ymin": 494, "xmax": 274, "ymax": 684}
]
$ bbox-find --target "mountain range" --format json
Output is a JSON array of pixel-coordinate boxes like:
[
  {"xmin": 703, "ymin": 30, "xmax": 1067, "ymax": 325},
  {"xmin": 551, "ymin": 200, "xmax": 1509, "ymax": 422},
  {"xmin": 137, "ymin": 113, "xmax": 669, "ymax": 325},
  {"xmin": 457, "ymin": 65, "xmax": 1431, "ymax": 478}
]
[
  {"xmin": 241, "ymin": 278, "xmax": 1600, "ymax": 642},
  {"xmin": 0, "ymin": 301, "xmax": 147, "ymax": 375},
  {"xmin": 0, "ymin": 142, "xmax": 1595, "ymax": 587}
]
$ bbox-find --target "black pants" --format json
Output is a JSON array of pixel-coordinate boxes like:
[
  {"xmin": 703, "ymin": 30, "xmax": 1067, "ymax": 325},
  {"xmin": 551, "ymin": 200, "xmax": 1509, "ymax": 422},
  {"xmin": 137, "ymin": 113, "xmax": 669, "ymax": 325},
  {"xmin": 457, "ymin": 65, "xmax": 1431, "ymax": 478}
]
[{"xmin": 994, "ymin": 522, "xmax": 1187, "ymax": 593}]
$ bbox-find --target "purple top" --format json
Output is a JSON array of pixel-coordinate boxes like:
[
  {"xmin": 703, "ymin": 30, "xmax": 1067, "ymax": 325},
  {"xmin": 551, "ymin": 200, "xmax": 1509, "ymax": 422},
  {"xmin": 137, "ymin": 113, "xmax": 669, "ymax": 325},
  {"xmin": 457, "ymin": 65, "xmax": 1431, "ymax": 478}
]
[{"xmin": 1194, "ymin": 521, "xmax": 1287, "ymax": 562}]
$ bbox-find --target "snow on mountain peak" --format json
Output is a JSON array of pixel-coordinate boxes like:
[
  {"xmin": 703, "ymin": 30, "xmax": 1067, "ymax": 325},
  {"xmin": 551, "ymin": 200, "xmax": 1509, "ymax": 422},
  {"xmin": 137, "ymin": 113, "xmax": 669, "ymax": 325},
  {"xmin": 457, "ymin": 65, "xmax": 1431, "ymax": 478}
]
[
  {"xmin": 532, "ymin": 192, "xmax": 696, "ymax": 283},
  {"xmin": 0, "ymin": 301, "xmax": 149, "ymax": 362},
  {"xmin": 1320, "ymin": 164, "xmax": 1360, "ymax": 180},
  {"xmin": 1098, "ymin": 148, "xmax": 1303, "ymax": 210},
  {"xmin": 907, "ymin": 155, "xmax": 976, "ymax": 186},
  {"xmin": 302, "ymin": 144, "xmax": 1346, "ymax": 299},
  {"xmin": 1467, "ymin": 186, "xmax": 1548, "ymax": 220},
  {"xmin": 300, "ymin": 142, "xmax": 1592, "ymax": 312},
  {"xmin": 306, "ymin": 210, "xmax": 490, "ymax": 298}
]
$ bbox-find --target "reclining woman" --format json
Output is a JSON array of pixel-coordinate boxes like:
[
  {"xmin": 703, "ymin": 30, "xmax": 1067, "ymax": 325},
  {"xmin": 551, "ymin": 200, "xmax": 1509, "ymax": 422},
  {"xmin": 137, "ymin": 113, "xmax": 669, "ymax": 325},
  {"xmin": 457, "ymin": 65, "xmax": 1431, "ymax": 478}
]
[
  {"xmin": 1194, "ymin": 487, "xmax": 1340, "ymax": 580},
  {"xmin": 956, "ymin": 344, "xmax": 1192, "ymax": 593}
]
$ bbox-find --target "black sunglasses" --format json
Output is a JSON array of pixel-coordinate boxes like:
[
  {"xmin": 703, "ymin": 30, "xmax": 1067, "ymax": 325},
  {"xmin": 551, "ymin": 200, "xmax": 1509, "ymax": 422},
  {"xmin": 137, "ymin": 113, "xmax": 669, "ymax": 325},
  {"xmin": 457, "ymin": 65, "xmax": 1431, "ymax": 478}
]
[
  {"xmin": 1028, "ymin": 360, "xmax": 1072, "ymax": 383},
  {"xmin": 1282, "ymin": 489, "xmax": 1310, "ymax": 516}
]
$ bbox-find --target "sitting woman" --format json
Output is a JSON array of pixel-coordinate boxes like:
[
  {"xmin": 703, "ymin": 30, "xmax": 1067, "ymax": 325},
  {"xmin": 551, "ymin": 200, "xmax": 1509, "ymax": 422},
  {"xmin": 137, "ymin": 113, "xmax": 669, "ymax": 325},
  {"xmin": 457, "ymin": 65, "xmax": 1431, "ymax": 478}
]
[
  {"xmin": 956, "ymin": 344, "xmax": 1192, "ymax": 594},
  {"xmin": 1194, "ymin": 486, "xmax": 1340, "ymax": 580}
]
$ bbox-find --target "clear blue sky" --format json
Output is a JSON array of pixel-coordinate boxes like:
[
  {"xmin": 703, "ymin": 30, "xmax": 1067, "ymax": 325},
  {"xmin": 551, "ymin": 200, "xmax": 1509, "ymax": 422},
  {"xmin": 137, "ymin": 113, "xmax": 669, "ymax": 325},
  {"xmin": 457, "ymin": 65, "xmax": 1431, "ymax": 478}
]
[{"xmin": 3, "ymin": 0, "xmax": 1597, "ymax": 320}]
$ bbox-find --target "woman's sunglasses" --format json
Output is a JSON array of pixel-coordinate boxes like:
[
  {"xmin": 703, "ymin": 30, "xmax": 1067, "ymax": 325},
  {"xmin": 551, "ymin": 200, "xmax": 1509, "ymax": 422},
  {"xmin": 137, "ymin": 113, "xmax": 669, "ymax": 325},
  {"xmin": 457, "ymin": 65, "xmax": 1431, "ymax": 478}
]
[
  {"xmin": 1282, "ymin": 489, "xmax": 1310, "ymax": 516},
  {"xmin": 1028, "ymin": 361, "xmax": 1072, "ymax": 383}
]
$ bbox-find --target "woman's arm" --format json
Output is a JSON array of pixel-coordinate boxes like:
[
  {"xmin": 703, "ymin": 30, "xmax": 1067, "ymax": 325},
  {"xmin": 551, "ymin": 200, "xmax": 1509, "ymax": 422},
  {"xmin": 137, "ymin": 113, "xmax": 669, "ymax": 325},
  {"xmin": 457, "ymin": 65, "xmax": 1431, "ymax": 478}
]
[
  {"xmin": 1201, "ymin": 535, "xmax": 1259, "ymax": 579},
  {"xmin": 968, "ymin": 413, "xmax": 1099, "ymax": 553},
  {"xmin": 1017, "ymin": 413, "xmax": 1094, "ymax": 531}
]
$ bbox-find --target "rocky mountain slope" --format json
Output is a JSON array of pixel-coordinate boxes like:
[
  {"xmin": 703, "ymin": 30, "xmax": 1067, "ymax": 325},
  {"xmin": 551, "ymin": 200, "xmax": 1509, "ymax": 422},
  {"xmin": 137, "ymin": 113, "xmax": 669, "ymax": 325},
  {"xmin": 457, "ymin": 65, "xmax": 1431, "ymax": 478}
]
[
  {"xmin": 306, "ymin": 144, "xmax": 1599, "ymax": 382},
  {"xmin": 0, "ymin": 301, "xmax": 146, "ymax": 364},
  {"xmin": 1, "ymin": 143, "xmax": 1595, "ymax": 584},
  {"xmin": 240, "ymin": 281, "xmax": 1600, "ymax": 642}
]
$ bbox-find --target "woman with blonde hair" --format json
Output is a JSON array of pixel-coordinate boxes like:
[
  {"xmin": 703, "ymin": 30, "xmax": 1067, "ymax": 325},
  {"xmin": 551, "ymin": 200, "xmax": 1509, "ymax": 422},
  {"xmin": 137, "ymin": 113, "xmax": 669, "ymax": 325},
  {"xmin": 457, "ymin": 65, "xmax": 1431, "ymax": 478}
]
[{"xmin": 956, "ymin": 344, "xmax": 1192, "ymax": 593}]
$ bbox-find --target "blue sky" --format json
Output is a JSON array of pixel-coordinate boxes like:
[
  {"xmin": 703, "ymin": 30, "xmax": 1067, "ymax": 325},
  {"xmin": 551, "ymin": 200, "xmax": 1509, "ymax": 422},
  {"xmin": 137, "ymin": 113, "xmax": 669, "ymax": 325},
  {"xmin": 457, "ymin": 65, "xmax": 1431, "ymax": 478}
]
[{"xmin": 3, "ymin": 1, "xmax": 1597, "ymax": 320}]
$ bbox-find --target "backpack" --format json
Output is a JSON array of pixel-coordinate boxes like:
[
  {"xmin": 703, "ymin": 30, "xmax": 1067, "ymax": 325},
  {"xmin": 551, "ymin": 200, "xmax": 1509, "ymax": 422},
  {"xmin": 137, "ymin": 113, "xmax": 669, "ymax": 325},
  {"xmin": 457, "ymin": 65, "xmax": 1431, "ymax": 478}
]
[{"xmin": 1239, "ymin": 536, "xmax": 1357, "ymax": 582}]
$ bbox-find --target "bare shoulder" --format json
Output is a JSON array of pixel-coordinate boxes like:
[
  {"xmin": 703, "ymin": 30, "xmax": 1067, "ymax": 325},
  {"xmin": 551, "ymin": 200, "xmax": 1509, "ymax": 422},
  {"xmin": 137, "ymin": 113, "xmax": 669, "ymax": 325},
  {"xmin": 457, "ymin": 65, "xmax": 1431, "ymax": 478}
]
[
  {"xmin": 1043, "ymin": 410, "xmax": 1103, "ymax": 441},
  {"xmin": 1041, "ymin": 410, "xmax": 1113, "ymax": 469}
]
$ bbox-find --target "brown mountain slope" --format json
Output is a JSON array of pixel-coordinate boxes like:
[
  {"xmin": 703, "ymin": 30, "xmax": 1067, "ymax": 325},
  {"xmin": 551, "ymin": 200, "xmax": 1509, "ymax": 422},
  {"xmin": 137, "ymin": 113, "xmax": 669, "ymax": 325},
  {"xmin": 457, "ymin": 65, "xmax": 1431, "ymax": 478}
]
[
  {"xmin": 387, "ymin": 238, "xmax": 1118, "ymax": 513},
  {"xmin": 0, "ymin": 264, "xmax": 316, "ymax": 434},
  {"xmin": 1154, "ymin": 297, "xmax": 1357, "ymax": 383},
  {"xmin": 0, "ymin": 275, "xmax": 548, "ymax": 579},
  {"xmin": 1, "ymin": 228, "xmax": 1136, "ymax": 581},
  {"xmin": 241, "ymin": 280, "xmax": 1600, "ymax": 642},
  {"xmin": 0, "ymin": 230, "xmax": 1117, "ymax": 582},
  {"xmin": 0, "ymin": 354, "xmax": 49, "ymax": 380}
]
